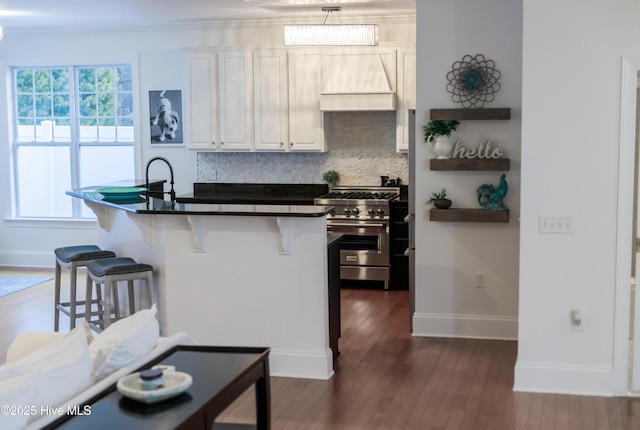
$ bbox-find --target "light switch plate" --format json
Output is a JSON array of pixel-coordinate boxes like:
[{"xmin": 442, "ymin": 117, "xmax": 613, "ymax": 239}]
[{"xmin": 539, "ymin": 216, "xmax": 572, "ymax": 234}]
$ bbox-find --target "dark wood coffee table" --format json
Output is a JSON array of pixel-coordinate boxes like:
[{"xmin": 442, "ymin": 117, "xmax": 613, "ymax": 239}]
[{"xmin": 45, "ymin": 345, "xmax": 270, "ymax": 430}]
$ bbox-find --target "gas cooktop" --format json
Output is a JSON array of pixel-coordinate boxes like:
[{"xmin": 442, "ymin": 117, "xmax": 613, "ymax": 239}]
[
  {"xmin": 314, "ymin": 186, "xmax": 400, "ymax": 219},
  {"xmin": 315, "ymin": 186, "xmax": 400, "ymax": 202}
]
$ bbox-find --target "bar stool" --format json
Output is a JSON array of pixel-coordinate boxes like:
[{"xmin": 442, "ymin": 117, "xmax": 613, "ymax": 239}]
[
  {"xmin": 85, "ymin": 257, "xmax": 155, "ymax": 331},
  {"xmin": 54, "ymin": 245, "xmax": 116, "ymax": 331}
]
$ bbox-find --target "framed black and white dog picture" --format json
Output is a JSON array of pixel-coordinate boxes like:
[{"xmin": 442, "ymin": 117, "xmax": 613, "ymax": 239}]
[{"xmin": 149, "ymin": 89, "xmax": 184, "ymax": 145}]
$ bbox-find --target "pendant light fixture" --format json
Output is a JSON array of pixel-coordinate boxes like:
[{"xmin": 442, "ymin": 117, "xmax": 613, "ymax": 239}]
[{"xmin": 284, "ymin": 7, "xmax": 378, "ymax": 46}]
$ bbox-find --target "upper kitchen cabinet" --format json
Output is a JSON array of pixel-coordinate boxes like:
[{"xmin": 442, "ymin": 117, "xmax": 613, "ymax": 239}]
[
  {"xmin": 288, "ymin": 52, "xmax": 325, "ymax": 152},
  {"xmin": 218, "ymin": 50, "xmax": 252, "ymax": 151},
  {"xmin": 396, "ymin": 48, "xmax": 416, "ymax": 152},
  {"xmin": 184, "ymin": 49, "xmax": 252, "ymax": 151},
  {"xmin": 184, "ymin": 45, "xmax": 415, "ymax": 153},
  {"xmin": 186, "ymin": 53, "xmax": 218, "ymax": 150},
  {"xmin": 253, "ymin": 50, "xmax": 288, "ymax": 151}
]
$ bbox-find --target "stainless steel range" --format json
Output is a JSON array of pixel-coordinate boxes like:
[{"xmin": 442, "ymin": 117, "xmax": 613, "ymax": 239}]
[{"xmin": 314, "ymin": 186, "xmax": 400, "ymax": 289}]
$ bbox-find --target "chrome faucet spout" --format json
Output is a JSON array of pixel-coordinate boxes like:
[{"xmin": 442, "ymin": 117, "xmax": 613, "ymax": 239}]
[{"xmin": 145, "ymin": 156, "xmax": 176, "ymax": 205}]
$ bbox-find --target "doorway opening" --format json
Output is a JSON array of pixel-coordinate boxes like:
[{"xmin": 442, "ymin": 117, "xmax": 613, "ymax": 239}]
[{"xmin": 615, "ymin": 58, "xmax": 640, "ymax": 395}]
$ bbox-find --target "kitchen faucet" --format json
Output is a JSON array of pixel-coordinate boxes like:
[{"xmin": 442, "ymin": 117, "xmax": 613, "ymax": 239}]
[{"xmin": 145, "ymin": 156, "xmax": 176, "ymax": 206}]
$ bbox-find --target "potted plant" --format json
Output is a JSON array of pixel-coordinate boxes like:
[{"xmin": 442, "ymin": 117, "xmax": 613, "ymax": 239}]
[
  {"xmin": 427, "ymin": 188, "xmax": 452, "ymax": 209},
  {"xmin": 322, "ymin": 170, "xmax": 340, "ymax": 187},
  {"xmin": 423, "ymin": 120, "xmax": 460, "ymax": 159}
]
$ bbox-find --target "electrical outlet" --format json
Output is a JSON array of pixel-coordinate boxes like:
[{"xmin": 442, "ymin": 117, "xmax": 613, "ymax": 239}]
[
  {"xmin": 475, "ymin": 272, "xmax": 486, "ymax": 288},
  {"xmin": 539, "ymin": 215, "xmax": 573, "ymax": 234},
  {"xmin": 571, "ymin": 308, "xmax": 584, "ymax": 331},
  {"xmin": 210, "ymin": 169, "xmax": 217, "ymax": 181}
]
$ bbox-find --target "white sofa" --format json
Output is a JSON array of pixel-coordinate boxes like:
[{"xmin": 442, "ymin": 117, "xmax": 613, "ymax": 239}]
[{"xmin": 0, "ymin": 306, "xmax": 195, "ymax": 430}]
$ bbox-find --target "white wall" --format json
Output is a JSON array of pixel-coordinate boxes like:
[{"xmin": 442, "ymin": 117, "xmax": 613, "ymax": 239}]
[
  {"xmin": 0, "ymin": 17, "xmax": 414, "ymax": 267},
  {"xmin": 414, "ymin": 0, "xmax": 522, "ymax": 340},
  {"xmin": 414, "ymin": 0, "xmax": 640, "ymax": 398},
  {"xmin": 515, "ymin": 0, "xmax": 640, "ymax": 396}
]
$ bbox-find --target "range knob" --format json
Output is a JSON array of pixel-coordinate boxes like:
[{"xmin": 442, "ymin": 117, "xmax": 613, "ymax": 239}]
[
  {"xmin": 368, "ymin": 208, "xmax": 376, "ymax": 216},
  {"xmin": 351, "ymin": 207, "xmax": 360, "ymax": 215},
  {"xmin": 343, "ymin": 208, "xmax": 351, "ymax": 215},
  {"xmin": 376, "ymin": 208, "xmax": 385, "ymax": 215}
]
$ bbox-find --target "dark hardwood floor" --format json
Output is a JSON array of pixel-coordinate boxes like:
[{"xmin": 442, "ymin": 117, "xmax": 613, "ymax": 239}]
[{"xmin": 2, "ymin": 267, "xmax": 640, "ymax": 429}]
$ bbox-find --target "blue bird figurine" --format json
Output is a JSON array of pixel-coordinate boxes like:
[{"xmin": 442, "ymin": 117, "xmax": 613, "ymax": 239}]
[{"xmin": 477, "ymin": 174, "xmax": 508, "ymax": 211}]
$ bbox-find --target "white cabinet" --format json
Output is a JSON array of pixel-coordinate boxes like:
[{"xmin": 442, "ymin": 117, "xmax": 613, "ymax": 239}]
[
  {"xmin": 218, "ymin": 51, "xmax": 252, "ymax": 151},
  {"xmin": 253, "ymin": 51, "xmax": 288, "ymax": 151},
  {"xmin": 186, "ymin": 54, "xmax": 218, "ymax": 150},
  {"xmin": 185, "ymin": 50, "xmax": 251, "ymax": 151},
  {"xmin": 185, "ymin": 46, "xmax": 416, "ymax": 153},
  {"xmin": 396, "ymin": 49, "xmax": 416, "ymax": 152},
  {"xmin": 288, "ymin": 52, "xmax": 325, "ymax": 152}
]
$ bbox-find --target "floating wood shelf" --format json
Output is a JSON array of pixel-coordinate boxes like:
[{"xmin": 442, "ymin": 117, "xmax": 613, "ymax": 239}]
[
  {"xmin": 430, "ymin": 108, "xmax": 511, "ymax": 121},
  {"xmin": 430, "ymin": 208, "xmax": 509, "ymax": 223},
  {"xmin": 430, "ymin": 158, "xmax": 510, "ymax": 171}
]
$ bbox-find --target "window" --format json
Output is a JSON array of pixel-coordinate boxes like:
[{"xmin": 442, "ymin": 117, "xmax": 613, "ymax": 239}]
[{"xmin": 12, "ymin": 65, "xmax": 136, "ymax": 219}]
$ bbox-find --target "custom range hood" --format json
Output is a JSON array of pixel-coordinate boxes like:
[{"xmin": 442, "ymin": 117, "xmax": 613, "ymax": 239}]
[{"xmin": 320, "ymin": 53, "xmax": 397, "ymax": 111}]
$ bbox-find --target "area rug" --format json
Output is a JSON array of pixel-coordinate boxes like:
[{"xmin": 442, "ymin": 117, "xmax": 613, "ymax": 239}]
[{"xmin": 0, "ymin": 276, "xmax": 52, "ymax": 299}]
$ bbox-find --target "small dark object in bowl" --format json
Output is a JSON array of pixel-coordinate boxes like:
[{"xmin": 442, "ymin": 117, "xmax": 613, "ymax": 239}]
[
  {"xmin": 140, "ymin": 369, "xmax": 163, "ymax": 380},
  {"xmin": 139, "ymin": 368, "xmax": 165, "ymax": 391},
  {"xmin": 433, "ymin": 199, "xmax": 452, "ymax": 209}
]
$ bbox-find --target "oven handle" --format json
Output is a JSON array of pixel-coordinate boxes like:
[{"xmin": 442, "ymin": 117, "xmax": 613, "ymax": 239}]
[{"xmin": 327, "ymin": 223, "xmax": 387, "ymax": 229}]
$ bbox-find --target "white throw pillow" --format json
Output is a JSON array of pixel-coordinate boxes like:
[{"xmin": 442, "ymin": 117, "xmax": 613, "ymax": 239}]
[
  {"xmin": 6, "ymin": 322, "xmax": 93, "ymax": 363},
  {"xmin": 0, "ymin": 324, "xmax": 92, "ymax": 425},
  {"xmin": 90, "ymin": 304, "xmax": 160, "ymax": 382},
  {"xmin": 0, "ymin": 373, "xmax": 37, "ymax": 430}
]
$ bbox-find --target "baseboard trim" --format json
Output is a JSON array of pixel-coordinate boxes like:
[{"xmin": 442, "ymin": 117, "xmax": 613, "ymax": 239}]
[
  {"xmin": 514, "ymin": 361, "xmax": 615, "ymax": 396},
  {"xmin": 268, "ymin": 348, "xmax": 334, "ymax": 380},
  {"xmin": 0, "ymin": 251, "xmax": 55, "ymax": 268},
  {"xmin": 412, "ymin": 312, "xmax": 518, "ymax": 340}
]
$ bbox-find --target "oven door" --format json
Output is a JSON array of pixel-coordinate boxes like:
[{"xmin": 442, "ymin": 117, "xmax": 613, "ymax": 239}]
[{"xmin": 326, "ymin": 220, "xmax": 389, "ymax": 267}]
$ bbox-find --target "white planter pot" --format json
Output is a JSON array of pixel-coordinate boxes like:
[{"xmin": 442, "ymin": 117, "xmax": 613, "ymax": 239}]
[{"xmin": 427, "ymin": 135, "xmax": 453, "ymax": 159}]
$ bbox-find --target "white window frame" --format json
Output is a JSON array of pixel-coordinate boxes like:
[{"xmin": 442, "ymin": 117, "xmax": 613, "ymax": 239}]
[{"xmin": 4, "ymin": 56, "xmax": 142, "ymax": 222}]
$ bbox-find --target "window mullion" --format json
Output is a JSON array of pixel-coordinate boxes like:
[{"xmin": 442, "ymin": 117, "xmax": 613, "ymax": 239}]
[{"xmin": 69, "ymin": 66, "xmax": 81, "ymax": 217}]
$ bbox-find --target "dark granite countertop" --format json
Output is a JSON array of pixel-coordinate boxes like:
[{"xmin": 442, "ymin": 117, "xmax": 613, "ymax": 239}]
[
  {"xmin": 67, "ymin": 182, "xmax": 333, "ymax": 217},
  {"xmin": 178, "ymin": 183, "xmax": 329, "ymax": 205}
]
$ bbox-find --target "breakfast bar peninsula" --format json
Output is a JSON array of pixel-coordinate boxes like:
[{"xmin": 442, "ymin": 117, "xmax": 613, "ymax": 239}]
[{"xmin": 67, "ymin": 183, "xmax": 335, "ymax": 380}]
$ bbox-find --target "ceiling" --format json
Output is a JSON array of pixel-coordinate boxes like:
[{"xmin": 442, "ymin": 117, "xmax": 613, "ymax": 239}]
[{"xmin": 0, "ymin": 0, "xmax": 416, "ymax": 34}]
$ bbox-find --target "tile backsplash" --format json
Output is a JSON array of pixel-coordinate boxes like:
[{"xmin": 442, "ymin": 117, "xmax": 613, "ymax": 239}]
[{"xmin": 197, "ymin": 111, "xmax": 408, "ymax": 185}]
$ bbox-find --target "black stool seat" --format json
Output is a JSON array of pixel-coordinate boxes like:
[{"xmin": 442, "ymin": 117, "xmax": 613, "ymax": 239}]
[
  {"xmin": 55, "ymin": 245, "xmax": 116, "ymax": 263},
  {"xmin": 86, "ymin": 257, "xmax": 153, "ymax": 277}
]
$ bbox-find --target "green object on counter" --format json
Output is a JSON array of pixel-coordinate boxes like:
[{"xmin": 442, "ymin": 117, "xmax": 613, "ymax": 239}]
[
  {"xmin": 97, "ymin": 187, "xmax": 147, "ymax": 201},
  {"xmin": 322, "ymin": 170, "xmax": 340, "ymax": 185}
]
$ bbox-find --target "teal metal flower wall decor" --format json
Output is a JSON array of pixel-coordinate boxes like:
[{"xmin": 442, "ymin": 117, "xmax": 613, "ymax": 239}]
[{"xmin": 446, "ymin": 54, "xmax": 501, "ymax": 108}]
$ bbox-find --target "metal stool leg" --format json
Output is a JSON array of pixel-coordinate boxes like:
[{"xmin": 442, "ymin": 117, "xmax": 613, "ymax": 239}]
[
  {"xmin": 86, "ymin": 272, "xmax": 110, "ymax": 332},
  {"xmin": 54, "ymin": 260, "xmax": 62, "ymax": 331},
  {"xmin": 95, "ymin": 280, "xmax": 104, "ymax": 320},
  {"xmin": 109, "ymin": 277, "xmax": 121, "ymax": 321},
  {"xmin": 69, "ymin": 261, "xmax": 78, "ymax": 329},
  {"xmin": 85, "ymin": 272, "xmax": 102, "ymax": 329},
  {"xmin": 85, "ymin": 273, "xmax": 93, "ymax": 324},
  {"xmin": 102, "ymin": 278, "xmax": 112, "ymax": 330},
  {"xmin": 146, "ymin": 271, "xmax": 154, "ymax": 307},
  {"xmin": 128, "ymin": 280, "xmax": 135, "ymax": 316}
]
